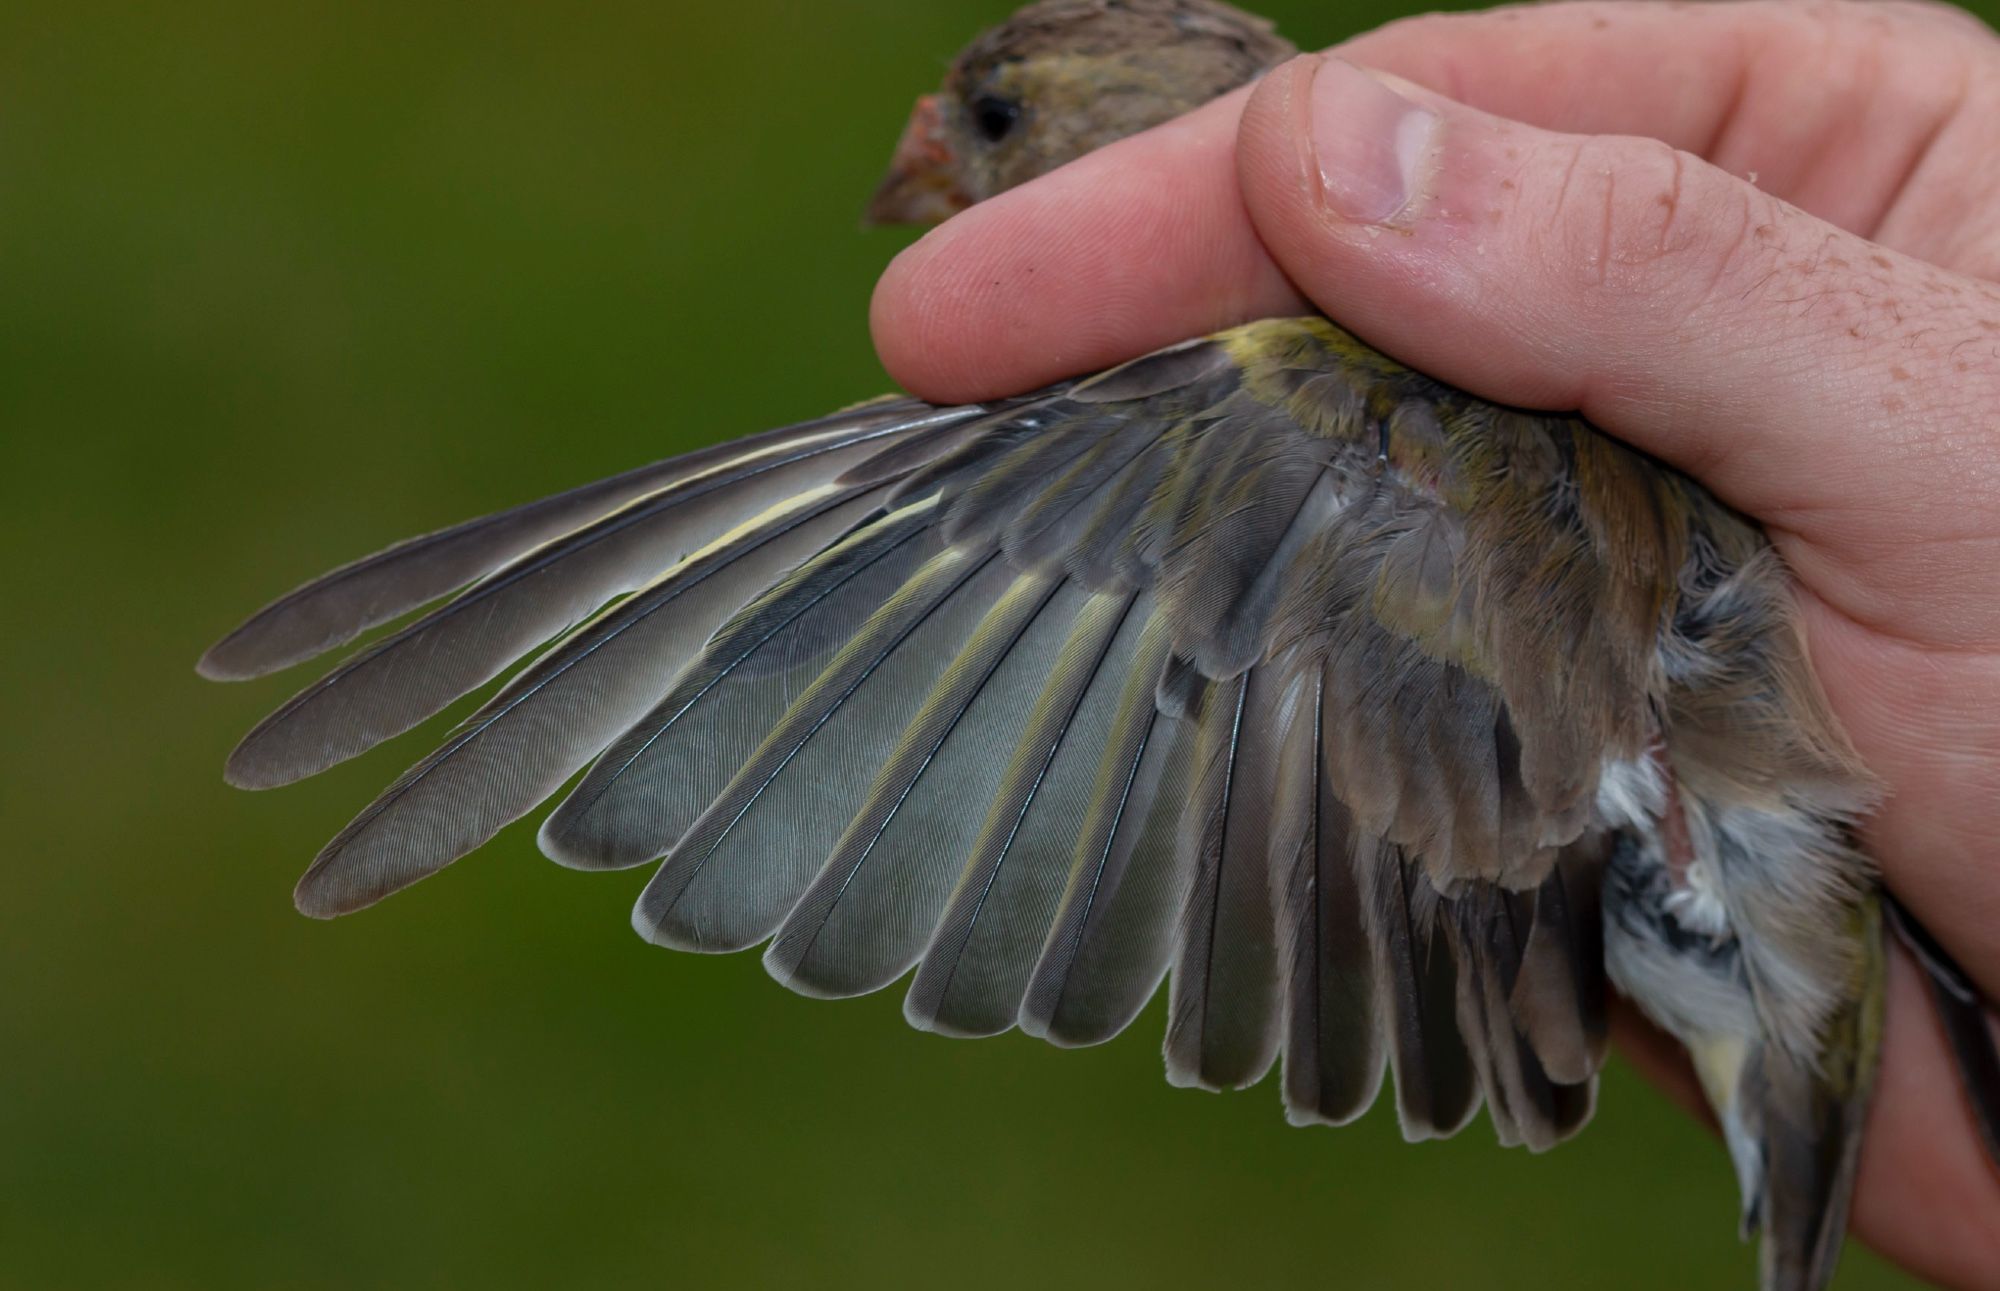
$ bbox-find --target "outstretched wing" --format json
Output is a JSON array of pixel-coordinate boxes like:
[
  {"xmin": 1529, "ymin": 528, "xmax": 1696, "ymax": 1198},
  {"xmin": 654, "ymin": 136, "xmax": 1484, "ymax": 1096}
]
[{"xmin": 209, "ymin": 316, "xmax": 1692, "ymax": 1147}]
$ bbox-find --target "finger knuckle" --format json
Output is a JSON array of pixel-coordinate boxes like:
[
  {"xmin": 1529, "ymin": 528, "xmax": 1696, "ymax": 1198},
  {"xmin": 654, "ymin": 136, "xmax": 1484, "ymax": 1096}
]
[{"xmin": 1539, "ymin": 135, "xmax": 1756, "ymax": 299}]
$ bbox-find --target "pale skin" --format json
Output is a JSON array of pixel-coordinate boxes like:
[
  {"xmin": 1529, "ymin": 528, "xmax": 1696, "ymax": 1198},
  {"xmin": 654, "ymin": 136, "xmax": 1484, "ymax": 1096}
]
[{"xmin": 869, "ymin": 1, "xmax": 2000, "ymax": 1284}]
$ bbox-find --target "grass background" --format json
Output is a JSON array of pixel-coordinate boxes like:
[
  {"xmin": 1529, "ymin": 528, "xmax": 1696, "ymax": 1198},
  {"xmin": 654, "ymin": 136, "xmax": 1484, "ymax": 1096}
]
[{"xmin": 5, "ymin": 2, "xmax": 1994, "ymax": 1287}]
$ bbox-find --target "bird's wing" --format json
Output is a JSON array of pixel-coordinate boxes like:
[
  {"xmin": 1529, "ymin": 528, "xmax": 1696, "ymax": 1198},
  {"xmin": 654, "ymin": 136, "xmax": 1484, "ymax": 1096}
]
[{"xmin": 210, "ymin": 316, "xmax": 1693, "ymax": 1148}]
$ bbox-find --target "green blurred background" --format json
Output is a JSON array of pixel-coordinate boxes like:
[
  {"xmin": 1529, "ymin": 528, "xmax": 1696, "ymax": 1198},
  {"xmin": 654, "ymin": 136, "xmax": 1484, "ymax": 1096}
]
[{"xmin": 6, "ymin": 2, "xmax": 1995, "ymax": 1287}]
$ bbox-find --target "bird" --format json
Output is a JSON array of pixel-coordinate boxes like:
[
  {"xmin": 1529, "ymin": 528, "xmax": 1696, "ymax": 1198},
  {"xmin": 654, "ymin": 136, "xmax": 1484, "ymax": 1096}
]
[{"xmin": 198, "ymin": 2, "xmax": 2000, "ymax": 1288}]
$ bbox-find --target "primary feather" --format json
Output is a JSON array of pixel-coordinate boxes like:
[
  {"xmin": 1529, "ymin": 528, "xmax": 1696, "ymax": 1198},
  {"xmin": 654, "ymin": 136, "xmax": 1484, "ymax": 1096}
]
[
  {"xmin": 196, "ymin": 398, "xmax": 944, "ymax": 682},
  {"xmin": 225, "ymin": 406, "xmax": 973, "ymax": 791},
  {"xmin": 213, "ymin": 316, "xmax": 1663, "ymax": 1146}
]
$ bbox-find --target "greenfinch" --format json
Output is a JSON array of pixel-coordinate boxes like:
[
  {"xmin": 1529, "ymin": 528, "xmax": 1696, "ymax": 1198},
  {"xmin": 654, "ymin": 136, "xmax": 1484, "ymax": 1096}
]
[{"xmin": 201, "ymin": 3, "xmax": 1998, "ymax": 1288}]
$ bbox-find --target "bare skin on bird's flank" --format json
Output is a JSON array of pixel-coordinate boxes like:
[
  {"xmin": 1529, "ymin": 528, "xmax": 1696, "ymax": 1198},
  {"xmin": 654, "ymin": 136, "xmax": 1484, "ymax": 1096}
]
[{"xmin": 200, "ymin": 5, "xmax": 2000, "ymax": 1291}]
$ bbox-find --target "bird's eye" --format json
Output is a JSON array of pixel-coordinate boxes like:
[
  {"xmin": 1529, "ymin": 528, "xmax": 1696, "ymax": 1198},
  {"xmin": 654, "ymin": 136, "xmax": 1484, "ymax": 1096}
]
[{"xmin": 970, "ymin": 94, "xmax": 1021, "ymax": 143}]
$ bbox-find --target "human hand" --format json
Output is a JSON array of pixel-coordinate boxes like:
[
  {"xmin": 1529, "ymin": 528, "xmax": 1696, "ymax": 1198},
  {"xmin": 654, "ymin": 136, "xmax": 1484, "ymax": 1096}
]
[{"xmin": 869, "ymin": 1, "xmax": 2000, "ymax": 1283}]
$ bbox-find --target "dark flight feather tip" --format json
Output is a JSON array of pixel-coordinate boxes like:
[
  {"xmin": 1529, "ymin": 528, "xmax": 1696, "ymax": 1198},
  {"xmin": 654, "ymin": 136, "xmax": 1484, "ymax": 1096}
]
[
  {"xmin": 291, "ymin": 482, "xmax": 885, "ymax": 917},
  {"xmin": 199, "ymin": 399, "xmax": 958, "ymax": 682},
  {"xmin": 1017, "ymin": 608, "xmax": 1193, "ymax": 1048},
  {"xmin": 227, "ymin": 413, "xmax": 949, "ymax": 792},
  {"xmin": 904, "ymin": 590, "xmax": 1144, "ymax": 1035},
  {"xmin": 1164, "ymin": 666, "xmax": 1285, "ymax": 1092}
]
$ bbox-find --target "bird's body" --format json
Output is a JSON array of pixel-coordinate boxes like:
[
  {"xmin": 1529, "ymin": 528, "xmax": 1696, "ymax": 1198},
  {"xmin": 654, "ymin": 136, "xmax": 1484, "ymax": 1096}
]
[{"xmin": 201, "ymin": 5, "xmax": 1994, "ymax": 1289}]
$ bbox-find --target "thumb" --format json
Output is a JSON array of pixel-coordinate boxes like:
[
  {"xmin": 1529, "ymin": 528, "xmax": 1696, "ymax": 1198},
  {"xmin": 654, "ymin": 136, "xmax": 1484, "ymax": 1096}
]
[{"xmin": 1235, "ymin": 54, "xmax": 2000, "ymax": 641}]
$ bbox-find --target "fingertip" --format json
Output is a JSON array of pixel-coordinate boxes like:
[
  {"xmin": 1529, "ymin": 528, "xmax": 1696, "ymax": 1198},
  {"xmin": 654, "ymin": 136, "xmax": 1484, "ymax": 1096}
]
[
  {"xmin": 869, "ymin": 225, "xmax": 976, "ymax": 402},
  {"xmin": 869, "ymin": 88, "xmax": 1303, "ymax": 404},
  {"xmin": 867, "ymin": 190, "xmax": 1101, "ymax": 403},
  {"xmin": 870, "ymin": 198, "xmax": 1126, "ymax": 403}
]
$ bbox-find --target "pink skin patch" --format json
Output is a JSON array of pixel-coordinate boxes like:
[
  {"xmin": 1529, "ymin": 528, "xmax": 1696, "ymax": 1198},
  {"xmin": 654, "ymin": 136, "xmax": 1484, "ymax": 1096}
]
[{"xmin": 1649, "ymin": 735, "xmax": 1697, "ymax": 888}]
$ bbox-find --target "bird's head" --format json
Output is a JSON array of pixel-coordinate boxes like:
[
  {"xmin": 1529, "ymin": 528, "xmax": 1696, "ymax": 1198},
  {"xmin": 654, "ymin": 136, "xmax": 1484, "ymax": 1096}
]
[{"xmin": 866, "ymin": 0, "xmax": 1294, "ymax": 225}]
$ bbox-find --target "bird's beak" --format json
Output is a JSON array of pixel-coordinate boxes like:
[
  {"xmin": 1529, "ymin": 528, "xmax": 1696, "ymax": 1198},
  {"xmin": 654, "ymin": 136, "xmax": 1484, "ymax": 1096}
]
[{"xmin": 865, "ymin": 94, "xmax": 972, "ymax": 227}]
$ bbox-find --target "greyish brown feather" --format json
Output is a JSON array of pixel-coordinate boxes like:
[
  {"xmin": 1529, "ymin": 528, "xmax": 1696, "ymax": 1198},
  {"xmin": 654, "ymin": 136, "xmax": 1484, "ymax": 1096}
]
[
  {"xmin": 1164, "ymin": 663, "xmax": 1287, "ymax": 1092},
  {"xmin": 1510, "ymin": 842, "xmax": 1611, "ymax": 1086},
  {"xmin": 292, "ymin": 482, "xmax": 889, "ymax": 917},
  {"xmin": 1441, "ymin": 885, "xmax": 1595, "ymax": 1151},
  {"xmin": 224, "ymin": 415, "xmax": 937, "ymax": 792},
  {"xmin": 907, "ymin": 588, "xmax": 1143, "ymax": 1036},
  {"xmin": 197, "ymin": 399, "xmax": 952, "ymax": 682},
  {"xmin": 630, "ymin": 550, "xmax": 1028, "ymax": 953},
  {"xmin": 1266, "ymin": 663, "xmax": 1387, "ymax": 1126},
  {"xmin": 539, "ymin": 498, "xmax": 951, "ymax": 871},
  {"xmin": 1017, "ymin": 611, "xmax": 1194, "ymax": 1047},
  {"xmin": 763, "ymin": 558, "xmax": 1064, "ymax": 997}
]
